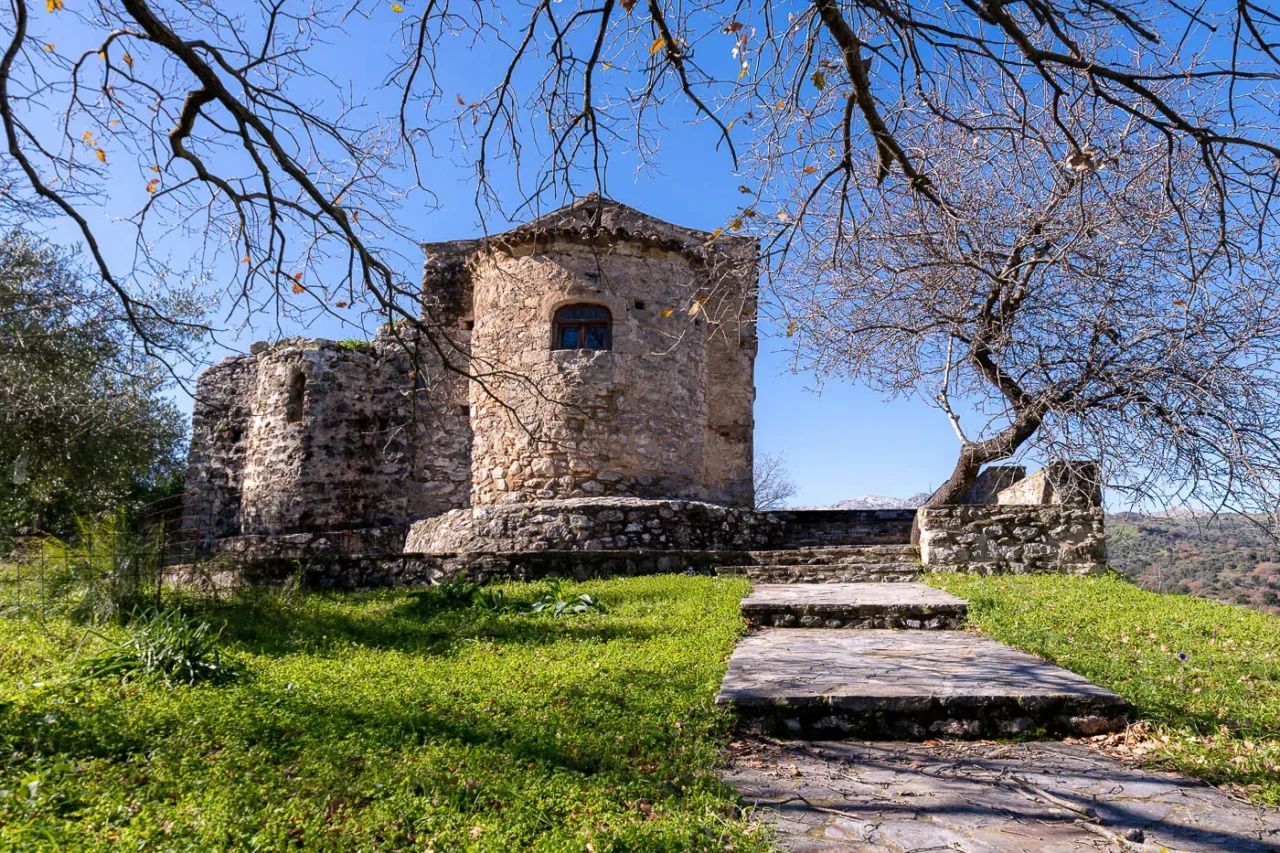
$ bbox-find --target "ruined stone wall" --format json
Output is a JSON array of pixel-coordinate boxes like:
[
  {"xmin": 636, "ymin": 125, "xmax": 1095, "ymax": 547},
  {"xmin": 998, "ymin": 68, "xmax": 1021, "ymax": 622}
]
[
  {"xmin": 998, "ymin": 461, "xmax": 1102, "ymax": 507},
  {"xmin": 918, "ymin": 505, "xmax": 1106, "ymax": 575},
  {"xmin": 184, "ymin": 354, "xmax": 257, "ymax": 547},
  {"xmin": 466, "ymin": 237, "xmax": 755, "ymax": 506},
  {"xmin": 185, "ymin": 329, "xmax": 471, "ymax": 543}
]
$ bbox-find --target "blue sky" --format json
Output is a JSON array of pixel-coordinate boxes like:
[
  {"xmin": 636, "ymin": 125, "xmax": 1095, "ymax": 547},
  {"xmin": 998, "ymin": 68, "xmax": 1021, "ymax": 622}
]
[{"xmin": 22, "ymin": 2, "xmax": 978, "ymax": 506}]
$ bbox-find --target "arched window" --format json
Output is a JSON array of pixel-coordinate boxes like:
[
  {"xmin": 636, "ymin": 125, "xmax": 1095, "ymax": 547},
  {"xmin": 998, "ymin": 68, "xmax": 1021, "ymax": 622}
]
[
  {"xmin": 552, "ymin": 303, "xmax": 612, "ymax": 351},
  {"xmin": 286, "ymin": 371, "xmax": 306, "ymax": 423}
]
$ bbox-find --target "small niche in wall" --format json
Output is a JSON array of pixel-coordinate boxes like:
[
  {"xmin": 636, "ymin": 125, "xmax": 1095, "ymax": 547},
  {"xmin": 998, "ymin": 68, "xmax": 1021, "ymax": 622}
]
[
  {"xmin": 286, "ymin": 372, "xmax": 306, "ymax": 423},
  {"xmin": 633, "ymin": 299, "xmax": 646, "ymax": 311},
  {"xmin": 461, "ymin": 318, "xmax": 475, "ymax": 331}
]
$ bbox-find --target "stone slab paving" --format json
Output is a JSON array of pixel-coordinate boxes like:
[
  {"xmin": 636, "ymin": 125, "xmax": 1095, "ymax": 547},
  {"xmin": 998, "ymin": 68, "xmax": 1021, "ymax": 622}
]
[
  {"xmin": 741, "ymin": 583, "xmax": 967, "ymax": 630},
  {"xmin": 725, "ymin": 736, "xmax": 1280, "ymax": 852},
  {"xmin": 717, "ymin": 630, "xmax": 1128, "ymax": 739}
]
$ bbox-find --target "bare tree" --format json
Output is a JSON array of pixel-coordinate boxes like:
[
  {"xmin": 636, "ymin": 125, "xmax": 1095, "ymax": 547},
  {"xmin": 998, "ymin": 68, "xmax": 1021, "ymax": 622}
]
[
  {"xmin": 777, "ymin": 90, "xmax": 1280, "ymax": 519},
  {"xmin": 3, "ymin": 1, "xmax": 1276, "ymax": 343},
  {"xmin": 1, "ymin": 0, "xmax": 1277, "ymax": 493},
  {"xmin": 754, "ymin": 450, "xmax": 798, "ymax": 510}
]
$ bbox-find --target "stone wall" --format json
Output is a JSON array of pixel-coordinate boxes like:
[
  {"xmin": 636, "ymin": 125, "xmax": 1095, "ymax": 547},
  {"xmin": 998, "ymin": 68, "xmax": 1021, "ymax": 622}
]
[
  {"xmin": 998, "ymin": 461, "xmax": 1102, "ymax": 507},
  {"xmin": 185, "ymin": 353, "xmax": 257, "ymax": 547},
  {"xmin": 405, "ymin": 497, "xmax": 780, "ymax": 554},
  {"xmin": 465, "ymin": 235, "xmax": 756, "ymax": 507},
  {"xmin": 918, "ymin": 505, "xmax": 1106, "ymax": 575},
  {"xmin": 184, "ymin": 329, "xmax": 470, "ymax": 542}
]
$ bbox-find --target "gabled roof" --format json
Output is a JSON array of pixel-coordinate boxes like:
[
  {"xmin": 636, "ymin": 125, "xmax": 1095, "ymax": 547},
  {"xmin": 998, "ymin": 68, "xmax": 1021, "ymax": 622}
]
[
  {"xmin": 422, "ymin": 193, "xmax": 754, "ymax": 260},
  {"xmin": 507, "ymin": 192, "xmax": 728, "ymax": 253}
]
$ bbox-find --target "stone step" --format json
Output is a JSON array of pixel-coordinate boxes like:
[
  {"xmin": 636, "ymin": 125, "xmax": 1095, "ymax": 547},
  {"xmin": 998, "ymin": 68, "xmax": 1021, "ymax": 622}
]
[
  {"xmin": 741, "ymin": 582, "xmax": 966, "ymax": 629},
  {"xmin": 716, "ymin": 629, "xmax": 1128, "ymax": 740},
  {"xmin": 747, "ymin": 545, "xmax": 919, "ymax": 566},
  {"xmin": 717, "ymin": 563, "xmax": 920, "ymax": 584}
]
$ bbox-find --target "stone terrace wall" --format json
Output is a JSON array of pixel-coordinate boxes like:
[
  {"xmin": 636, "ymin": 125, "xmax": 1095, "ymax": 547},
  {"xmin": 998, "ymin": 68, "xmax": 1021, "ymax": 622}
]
[
  {"xmin": 769, "ymin": 509, "xmax": 915, "ymax": 546},
  {"xmin": 405, "ymin": 498, "xmax": 781, "ymax": 554},
  {"xmin": 918, "ymin": 505, "xmax": 1106, "ymax": 575}
]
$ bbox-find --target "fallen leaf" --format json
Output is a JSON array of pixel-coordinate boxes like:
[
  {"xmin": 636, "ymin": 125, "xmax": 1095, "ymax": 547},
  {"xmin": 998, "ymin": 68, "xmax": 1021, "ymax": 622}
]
[{"xmin": 660, "ymin": 308, "xmax": 674, "ymax": 318}]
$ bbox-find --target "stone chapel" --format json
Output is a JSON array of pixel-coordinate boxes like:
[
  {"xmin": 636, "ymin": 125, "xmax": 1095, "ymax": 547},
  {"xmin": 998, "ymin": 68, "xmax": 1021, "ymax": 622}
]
[{"xmin": 184, "ymin": 195, "xmax": 760, "ymax": 557}]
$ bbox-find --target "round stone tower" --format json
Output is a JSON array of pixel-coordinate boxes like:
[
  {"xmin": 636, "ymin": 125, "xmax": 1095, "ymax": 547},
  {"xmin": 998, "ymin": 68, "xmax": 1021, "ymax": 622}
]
[{"xmin": 445, "ymin": 194, "xmax": 758, "ymax": 508}]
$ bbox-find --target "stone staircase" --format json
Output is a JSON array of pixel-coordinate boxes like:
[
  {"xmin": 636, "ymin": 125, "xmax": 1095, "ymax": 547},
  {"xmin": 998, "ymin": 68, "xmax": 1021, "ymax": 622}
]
[
  {"xmin": 717, "ymin": 545, "xmax": 921, "ymax": 583},
  {"xmin": 716, "ymin": 515, "xmax": 1129, "ymax": 740}
]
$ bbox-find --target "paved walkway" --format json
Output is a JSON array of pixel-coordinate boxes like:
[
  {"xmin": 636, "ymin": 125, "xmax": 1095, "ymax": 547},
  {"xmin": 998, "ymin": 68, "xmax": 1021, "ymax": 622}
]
[
  {"xmin": 716, "ymin": 576, "xmax": 1280, "ymax": 849},
  {"xmin": 726, "ymin": 737, "xmax": 1280, "ymax": 851}
]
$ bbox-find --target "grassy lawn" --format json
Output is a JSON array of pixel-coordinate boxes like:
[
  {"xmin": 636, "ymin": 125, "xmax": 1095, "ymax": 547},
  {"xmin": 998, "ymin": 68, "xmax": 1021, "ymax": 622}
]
[
  {"xmin": 0, "ymin": 575, "xmax": 769, "ymax": 852},
  {"xmin": 928, "ymin": 572, "xmax": 1280, "ymax": 804}
]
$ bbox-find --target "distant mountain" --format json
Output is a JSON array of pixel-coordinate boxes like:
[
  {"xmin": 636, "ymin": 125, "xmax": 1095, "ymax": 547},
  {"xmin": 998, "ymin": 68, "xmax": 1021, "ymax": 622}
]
[{"xmin": 795, "ymin": 493, "xmax": 933, "ymax": 510}]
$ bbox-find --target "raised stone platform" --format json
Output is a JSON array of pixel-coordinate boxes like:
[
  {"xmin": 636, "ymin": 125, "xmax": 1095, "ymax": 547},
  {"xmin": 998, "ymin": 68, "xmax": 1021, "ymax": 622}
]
[
  {"xmin": 717, "ymin": 629, "xmax": 1128, "ymax": 739},
  {"xmin": 405, "ymin": 498, "xmax": 782, "ymax": 554},
  {"xmin": 741, "ymin": 583, "xmax": 966, "ymax": 629}
]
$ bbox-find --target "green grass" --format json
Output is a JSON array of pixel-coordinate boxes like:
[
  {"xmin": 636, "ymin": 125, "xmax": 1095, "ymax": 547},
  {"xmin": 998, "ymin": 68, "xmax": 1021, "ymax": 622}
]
[
  {"xmin": 0, "ymin": 575, "xmax": 769, "ymax": 851},
  {"xmin": 928, "ymin": 572, "xmax": 1280, "ymax": 803}
]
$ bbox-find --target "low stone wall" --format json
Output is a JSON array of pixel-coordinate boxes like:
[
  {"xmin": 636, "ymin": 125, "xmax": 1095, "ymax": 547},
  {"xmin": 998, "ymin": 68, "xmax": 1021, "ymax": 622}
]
[
  {"xmin": 210, "ymin": 526, "xmax": 406, "ymax": 559},
  {"xmin": 917, "ymin": 505, "xmax": 1106, "ymax": 575},
  {"xmin": 768, "ymin": 509, "xmax": 914, "ymax": 546},
  {"xmin": 405, "ymin": 498, "xmax": 782, "ymax": 554}
]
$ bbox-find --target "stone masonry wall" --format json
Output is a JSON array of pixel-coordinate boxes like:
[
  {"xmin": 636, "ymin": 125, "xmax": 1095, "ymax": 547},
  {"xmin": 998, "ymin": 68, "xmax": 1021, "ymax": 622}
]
[
  {"xmin": 405, "ymin": 497, "xmax": 780, "ymax": 553},
  {"xmin": 466, "ymin": 237, "xmax": 755, "ymax": 506},
  {"xmin": 184, "ymin": 353, "xmax": 257, "ymax": 547},
  {"xmin": 185, "ymin": 329, "xmax": 470, "ymax": 541},
  {"xmin": 918, "ymin": 505, "xmax": 1106, "ymax": 575}
]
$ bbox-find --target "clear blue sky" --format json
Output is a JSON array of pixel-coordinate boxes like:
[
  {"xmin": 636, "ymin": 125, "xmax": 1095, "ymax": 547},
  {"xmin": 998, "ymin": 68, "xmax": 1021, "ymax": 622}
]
[{"xmin": 26, "ymin": 3, "xmax": 976, "ymax": 506}]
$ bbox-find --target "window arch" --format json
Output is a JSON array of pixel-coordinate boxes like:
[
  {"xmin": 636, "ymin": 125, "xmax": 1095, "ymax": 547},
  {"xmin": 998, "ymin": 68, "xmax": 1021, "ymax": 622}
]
[{"xmin": 552, "ymin": 303, "xmax": 612, "ymax": 351}]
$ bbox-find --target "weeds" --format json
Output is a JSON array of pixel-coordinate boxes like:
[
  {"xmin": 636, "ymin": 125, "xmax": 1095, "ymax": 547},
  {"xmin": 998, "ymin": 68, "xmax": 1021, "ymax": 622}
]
[
  {"xmin": 77, "ymin": 607, "xmax": 235, "ymax": 687},
  {"xmin": 6, "ymin": 511, "xmax": 164, "ymax": 625},
  {"xmin": 528, "ymin": 579, "xmax": 607, "ymax": 617}
]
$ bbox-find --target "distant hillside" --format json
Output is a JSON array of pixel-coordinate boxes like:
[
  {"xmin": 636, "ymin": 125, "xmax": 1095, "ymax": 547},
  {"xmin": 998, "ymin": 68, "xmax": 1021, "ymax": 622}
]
[{"xmin": 1107, "ymin": 513, "xmax": 1280, "ymax": 616}]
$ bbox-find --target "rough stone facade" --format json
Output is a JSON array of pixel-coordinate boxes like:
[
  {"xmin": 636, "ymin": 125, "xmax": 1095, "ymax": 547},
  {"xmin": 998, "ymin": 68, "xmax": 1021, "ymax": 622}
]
[
  {"xmin": 457, "ymin": 197, "xmax": 757, "ymax": 507},
  {"xmin": 917, "ymin": 505, "xmax": 1107, "ymax": 575},
  {"xmin": 404, "ymin": 498, "xmax": 780, "ymax": 554},
  {"xmin": 185, "ymin": 196, "xmax": 757, "ymax": 553},
  {"xmin": 183, "ymin": 327, "xmax": 469, "ymax": 549},
  {"xmin": 997, "ymin": 460, "xmax": 1102, "ymax": 507}
]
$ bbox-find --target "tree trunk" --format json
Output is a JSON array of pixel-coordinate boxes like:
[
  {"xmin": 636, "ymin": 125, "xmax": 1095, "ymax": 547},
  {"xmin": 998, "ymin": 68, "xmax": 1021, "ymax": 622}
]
[{"xmin": 910, "ymin": 408, "xmax": 1044, "ymax": 545}]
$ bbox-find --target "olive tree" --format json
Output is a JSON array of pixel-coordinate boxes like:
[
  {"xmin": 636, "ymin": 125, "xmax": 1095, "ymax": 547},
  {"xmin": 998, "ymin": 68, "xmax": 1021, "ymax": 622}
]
[{"xmin": 0, "ymin": 229, "xmax": 199, "ymax": 538}]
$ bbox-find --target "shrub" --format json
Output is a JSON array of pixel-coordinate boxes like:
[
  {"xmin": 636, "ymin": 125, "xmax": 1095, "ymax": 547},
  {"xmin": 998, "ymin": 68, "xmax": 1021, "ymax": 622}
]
[{"xmin": 78, "ymin": 607, "xmax": 235, "ymax": 687}]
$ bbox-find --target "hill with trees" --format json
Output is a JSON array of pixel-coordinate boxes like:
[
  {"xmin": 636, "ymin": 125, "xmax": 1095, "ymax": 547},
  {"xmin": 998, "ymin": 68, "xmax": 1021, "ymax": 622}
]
[{"xmin": 1107, "ymin": 514, "xmax": 1280, "ymax": 616}]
